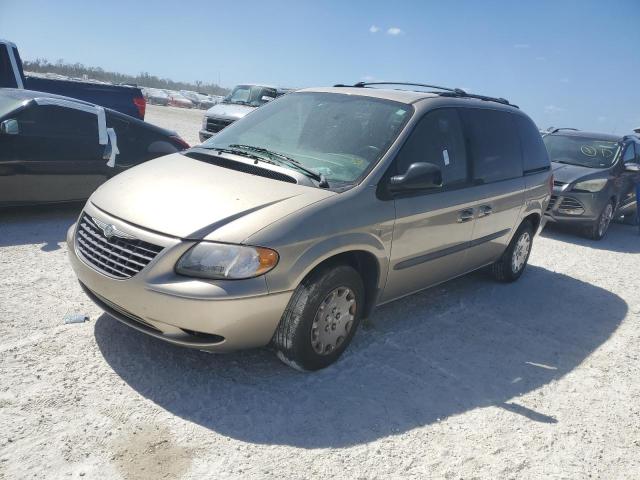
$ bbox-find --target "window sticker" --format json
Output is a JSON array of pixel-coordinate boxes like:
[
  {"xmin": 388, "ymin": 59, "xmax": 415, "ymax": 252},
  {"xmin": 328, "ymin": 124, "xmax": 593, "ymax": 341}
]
[
  {"xmin": 581, "ymin": 145, "xmax": 597, "ymax": 157},
  {"xmin": 443, "ymin": 148, "xmax": 450, "ymax": 166}
]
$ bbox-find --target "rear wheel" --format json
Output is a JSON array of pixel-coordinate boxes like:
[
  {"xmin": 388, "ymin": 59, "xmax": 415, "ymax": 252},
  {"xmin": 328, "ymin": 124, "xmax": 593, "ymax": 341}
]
[
  {"xmin": 586, "ymin": 201, "xmax": 614, "ymax": 240},
  {"xmin": 272, "ymin": 264, "xmax": 364, "ymax": 371},
  {"xmin": 490, "ymin": 221, "xmax": 534, "ymax": 282}
]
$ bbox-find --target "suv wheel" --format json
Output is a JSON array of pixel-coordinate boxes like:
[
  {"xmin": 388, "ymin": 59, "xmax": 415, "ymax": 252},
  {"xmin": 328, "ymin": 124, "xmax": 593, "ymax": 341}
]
[
  {"xmin": 272, "ymin": 264, "xmax": 364, "ymax": 371},
  {"xmin": 587, "ymin": 201, "xmax": 614, "ymax": 240},
  {"xmin": 490, "ymin": 221, "xmax": 534, "ymax": 282}
]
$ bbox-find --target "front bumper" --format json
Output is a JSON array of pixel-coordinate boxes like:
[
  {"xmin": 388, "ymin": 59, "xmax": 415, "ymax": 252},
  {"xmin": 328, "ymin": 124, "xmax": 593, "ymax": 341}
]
[
  {"xmin": 198, "ymin": 129, "xmax": 214, "ymax": 143},
  {"xmin": 67, "ymin": 203, "xmax": 292, "ymax": 352},
  {"xmin": 544, "ymin": 188, "xmax": 609, "ymax": 224}
]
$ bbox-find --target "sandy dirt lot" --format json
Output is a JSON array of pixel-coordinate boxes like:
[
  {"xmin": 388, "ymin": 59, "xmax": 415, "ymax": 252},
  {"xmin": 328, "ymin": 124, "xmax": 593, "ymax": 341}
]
[
  {"xmin": 145, "ymin": 104, "xmax": 204, "ymax": 147},
  {"xmin": 1, "ymin": 107, "xmax": 639, "ymax": 479}
]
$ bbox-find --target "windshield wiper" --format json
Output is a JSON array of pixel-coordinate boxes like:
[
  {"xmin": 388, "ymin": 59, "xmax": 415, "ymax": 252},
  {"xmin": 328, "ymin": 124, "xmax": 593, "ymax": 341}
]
[
  {"xmin": 229, "ymin": 144, "xmax": 330, "ymax": 187},
  {"xmin": 205, "ymin": 146, "xmax": 278, "ymax": 165}
]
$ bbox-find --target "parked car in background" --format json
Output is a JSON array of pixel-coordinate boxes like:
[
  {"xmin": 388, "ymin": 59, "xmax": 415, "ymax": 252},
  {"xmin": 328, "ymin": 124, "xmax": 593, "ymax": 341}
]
[
  {"xmin": 1, "ymin": 39, "xmax": 146, "ymax": 120},
  {"xmin": 143, "ymin": 88, "xmax": 170, "ymax": 106},
  {"xmin": 0, "ymin": 89, "xmax": 189, "ymax": 206},
  {"xmin": 543, "ymin": 128, "xmax": 640, "ymax": 239},
  {"xmin": 199, "ymin": 84, "xmax": 289, "ymax": 141},
  {"xmin": 166, "ymin": 91, "xmax": 193, "ymax": 108},
  {"xmin": 68, "ymin": 82, "xmax": 550, "ymax": 370}
]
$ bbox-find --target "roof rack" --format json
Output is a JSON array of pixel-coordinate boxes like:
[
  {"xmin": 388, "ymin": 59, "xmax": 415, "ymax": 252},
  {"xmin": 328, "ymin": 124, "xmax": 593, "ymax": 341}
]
[{"xmin": 333, "ymin": 81, "xmax": 517, "ymax": 108}]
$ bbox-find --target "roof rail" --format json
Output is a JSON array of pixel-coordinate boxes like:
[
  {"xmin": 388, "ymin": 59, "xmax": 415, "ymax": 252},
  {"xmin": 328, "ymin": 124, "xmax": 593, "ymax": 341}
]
[
  {"xmin": 333, "ymin": 81, "xmax": 516, "ymax": 108},
  {"xmin": 546, "ymin": 127, "xmax": 579, "ymax": 134}
]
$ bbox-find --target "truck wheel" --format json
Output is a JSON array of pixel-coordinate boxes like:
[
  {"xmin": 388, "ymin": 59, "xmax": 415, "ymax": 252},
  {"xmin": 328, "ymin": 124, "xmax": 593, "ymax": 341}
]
[
  {"xmin": 490, "ymin": 221, "xmax": 534, "ymax": 282},
  {"xmin": 586, "ymin": 201, "xmax": 614, "ymax": 240},
  {"xmin": 272, "ymin": 264, "xmax": 364, "ymax": 371}
]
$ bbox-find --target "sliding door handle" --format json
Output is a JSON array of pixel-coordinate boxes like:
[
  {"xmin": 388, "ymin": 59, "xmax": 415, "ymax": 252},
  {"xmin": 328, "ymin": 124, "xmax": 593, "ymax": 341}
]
[
  {"xmin": 457, "ymin": 209, "xmax": 474, "ymax": 223},
  {"xmin": 478, "ymin": 205, "xmax": 493, "ymax": 217}
]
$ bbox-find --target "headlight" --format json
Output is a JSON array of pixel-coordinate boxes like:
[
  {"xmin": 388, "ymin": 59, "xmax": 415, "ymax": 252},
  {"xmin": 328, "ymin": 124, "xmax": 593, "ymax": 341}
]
[
  {"xmin": 175, "ymin": 242, "xmax": 278, "ymax": 280},
  {"xmin": 572, "ymin": 178, "xmax": 607, "ymax": 193}
]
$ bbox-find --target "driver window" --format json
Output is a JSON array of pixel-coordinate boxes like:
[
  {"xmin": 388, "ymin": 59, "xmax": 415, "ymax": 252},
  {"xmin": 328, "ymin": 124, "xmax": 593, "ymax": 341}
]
[
  {"xmin": 394, "ymin": 108, "xmax": 468, "ymax": 188},
  {"xmin": 622, "ymin": 144, "xmax": 635, "ymax": 163}
]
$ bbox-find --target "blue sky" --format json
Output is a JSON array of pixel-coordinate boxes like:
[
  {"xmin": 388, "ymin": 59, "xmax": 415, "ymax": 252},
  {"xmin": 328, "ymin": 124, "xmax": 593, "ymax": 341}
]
[{"xmin": 2, "ymin": 0, "xmax": 639, "ymax": 133}]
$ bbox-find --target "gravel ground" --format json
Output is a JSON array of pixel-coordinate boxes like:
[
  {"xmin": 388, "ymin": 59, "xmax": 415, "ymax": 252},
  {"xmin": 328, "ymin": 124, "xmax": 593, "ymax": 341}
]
[
  {"xmin": 145, "ymin": 104, "xmax": 204, "ymax": 147},
  {"xmin": 1, "ymin": 106, "xmax": 639, "ymax": 479}
]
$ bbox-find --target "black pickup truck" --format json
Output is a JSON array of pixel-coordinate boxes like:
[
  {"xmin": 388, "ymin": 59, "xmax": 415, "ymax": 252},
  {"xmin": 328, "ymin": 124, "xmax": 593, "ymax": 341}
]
[{"xmin": 1, "ymin": 39, "xmax": 146, "ymax": 120}]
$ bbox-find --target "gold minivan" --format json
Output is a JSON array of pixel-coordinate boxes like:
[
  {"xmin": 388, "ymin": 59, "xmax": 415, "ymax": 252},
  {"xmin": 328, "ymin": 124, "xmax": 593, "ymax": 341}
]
[{"xmin": 68, "ymin": 83, "xmax": 551, "ymax": 370}]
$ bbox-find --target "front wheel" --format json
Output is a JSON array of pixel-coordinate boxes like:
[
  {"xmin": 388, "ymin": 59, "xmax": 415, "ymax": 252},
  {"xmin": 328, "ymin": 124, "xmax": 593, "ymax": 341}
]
[
  {"xmin": 586, "ymin": 201, "xmax": 614, "ymax": 240},
  {"xmin": 490, "ymin": 221, "xmax": 534, "ymax": 282},
  {"xmin": 272, "ymin": 264, "xmax": 364, "ymax": 371}
]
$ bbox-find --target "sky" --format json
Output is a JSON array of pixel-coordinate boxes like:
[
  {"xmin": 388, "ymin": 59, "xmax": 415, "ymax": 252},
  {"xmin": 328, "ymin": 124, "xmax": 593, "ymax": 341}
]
[{"xmin": 1, "ymin": 0, "xmax": 639, "ymax": 133}]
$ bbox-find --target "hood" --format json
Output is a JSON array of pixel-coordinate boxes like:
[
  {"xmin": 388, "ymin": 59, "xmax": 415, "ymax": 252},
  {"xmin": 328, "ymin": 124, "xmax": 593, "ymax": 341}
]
[
  {"xmin": 89, "ymin": 153, "xmax": 336, "ymax": 242},
  {"xmin": 204, "ymin": 102, "xmax": 255, "ymax": 121},
  {"xmin": 551, "ymin": 162, "xmax": 608, "ymax": 185}
]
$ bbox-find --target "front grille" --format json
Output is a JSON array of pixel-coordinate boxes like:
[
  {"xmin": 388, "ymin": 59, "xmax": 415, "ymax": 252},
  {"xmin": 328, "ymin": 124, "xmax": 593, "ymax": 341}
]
[
  {"xmin": 75, "ymin": 214, "xmax": 164, "ymax": 279},
  {"xmin": 547, "ymin": 195, "xmax": 558, "ymax": 211},
  {"xmin": 206, "ymin": 117, "xmax": 234, "ymax": 133}
]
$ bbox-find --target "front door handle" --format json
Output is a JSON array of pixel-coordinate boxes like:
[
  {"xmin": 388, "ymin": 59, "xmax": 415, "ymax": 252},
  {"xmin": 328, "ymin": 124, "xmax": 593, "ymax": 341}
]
[
  {"xmin": 478, "ymin": 205, "xmax": 493, "ymax": 217},
  {"xmin": 457, "ymin": 209, "xmax": 475, "ymax": 223}
]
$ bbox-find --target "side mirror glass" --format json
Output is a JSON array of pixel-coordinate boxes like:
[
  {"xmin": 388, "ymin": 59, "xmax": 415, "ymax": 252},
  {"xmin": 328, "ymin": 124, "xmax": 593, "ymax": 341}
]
[
  {"xmin": 625, "ymin": 162, "xmax": 640, "ymax": 172},
  {"xmin": 389, "ymin": 162, "xmax": 443, "ymax": 193},
  {"xmin": 0, "ymin": 119, "xmax": 19, "ymax": 135}
]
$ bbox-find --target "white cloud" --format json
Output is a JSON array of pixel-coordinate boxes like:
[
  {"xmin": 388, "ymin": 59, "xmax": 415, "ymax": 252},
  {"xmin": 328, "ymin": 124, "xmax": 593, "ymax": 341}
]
[
  {"xmin": 544, "ymin": 105, "xmax": 565, "ymax": 114},
  {"xmin": 387, "ymin": 27, "xmax": 403, "ymax": 36},
  {"xmin": 514, "ymin": 43, "xmax": 530, "ymax": 49},
  {"xmin": 369, "ymin": 25, "xmax": 379, "ymax": 33}
]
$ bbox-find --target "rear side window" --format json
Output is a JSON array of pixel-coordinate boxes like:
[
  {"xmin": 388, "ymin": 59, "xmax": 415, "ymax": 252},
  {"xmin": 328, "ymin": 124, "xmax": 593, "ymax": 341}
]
[
  {"xmin": 459, "ymin": 108, "xmax": 523, "ymax": 183},
  {"xmin": 395, "ymin": 108, "xmax": 468, "ymax": 188},
  {"xmin": 516, "ymin": 115, "xmax": 550, "ymax": 173}
]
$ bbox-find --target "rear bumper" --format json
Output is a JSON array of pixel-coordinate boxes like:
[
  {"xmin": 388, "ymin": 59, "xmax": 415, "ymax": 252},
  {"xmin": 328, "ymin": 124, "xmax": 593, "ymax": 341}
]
[{"xmin": 67, "ymin": 204, "xmax": 292, "ymax": 352}]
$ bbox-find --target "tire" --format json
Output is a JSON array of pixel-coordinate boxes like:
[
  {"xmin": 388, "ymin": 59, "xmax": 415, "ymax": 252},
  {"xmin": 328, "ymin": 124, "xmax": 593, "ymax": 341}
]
[
  {"xmin": 272, "ymin": 264, "xmax": 364, "ymax": 371},
  {"xmin": 586, "ymin": 200, "xmax": 614, "ymax": 240},
  {"xmin": 490, "ymin": 221, "xmax": 534, "ymax": 282}
]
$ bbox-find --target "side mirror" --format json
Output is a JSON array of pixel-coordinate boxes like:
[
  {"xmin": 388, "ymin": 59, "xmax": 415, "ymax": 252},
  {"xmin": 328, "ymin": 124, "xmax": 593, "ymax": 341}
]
[
  {"xmin": 389, "ymin": 162, "xmax": 443, "ymax": 193},
  {"xmin": 625, "ymin": 162, "xmax": 640, "ymax": 172},
  {"xmin": 0, "ymin": 119, "xmax": 19, "ymax": 135},
  {"xmin": 261, "ymin": 96, "xmax": 274, "ymax": 102}
]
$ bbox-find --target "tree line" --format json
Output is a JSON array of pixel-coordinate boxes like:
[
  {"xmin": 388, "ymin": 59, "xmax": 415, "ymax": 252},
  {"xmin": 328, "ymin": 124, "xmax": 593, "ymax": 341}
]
[{"xmin": 23, "ymin": 58, "xmax": 230, "ymax": 96}]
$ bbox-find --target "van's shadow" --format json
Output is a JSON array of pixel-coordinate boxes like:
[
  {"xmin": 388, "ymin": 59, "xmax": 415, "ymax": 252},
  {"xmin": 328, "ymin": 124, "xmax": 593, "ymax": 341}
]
[
  {"xmin": 541, "ymin": 221, "xmax": 640, "ymax": 253},
  {"xmin": 94, "ymin": 265, "xmax": 626, "ymax": 448},
  {"xmin": 0, "ymin": 204, "xmax": 82, "ymax": 250}
]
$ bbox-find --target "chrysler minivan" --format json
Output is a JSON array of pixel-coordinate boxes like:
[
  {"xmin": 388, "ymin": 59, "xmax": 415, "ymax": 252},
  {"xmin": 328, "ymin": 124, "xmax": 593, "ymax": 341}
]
[{"xmin": 68, "ymin": 83, "xmax": 551, "ymax": 370}]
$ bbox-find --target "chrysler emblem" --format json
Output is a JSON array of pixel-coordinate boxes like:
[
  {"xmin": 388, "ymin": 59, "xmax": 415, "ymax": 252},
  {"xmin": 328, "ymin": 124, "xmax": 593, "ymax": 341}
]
[
  {"xmin": 103, "ymin": 224, "xmax": 116, "ymax": 239},
  {"xmin": 91, "ymin": 216, "xmax": 134, "ymax": 240}
]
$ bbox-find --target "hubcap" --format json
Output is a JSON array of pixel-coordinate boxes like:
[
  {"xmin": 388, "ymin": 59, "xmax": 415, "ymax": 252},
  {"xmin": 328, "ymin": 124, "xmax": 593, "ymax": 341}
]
[
  {"xmin": 311, "ymin": 287, "xmax": 356, "ymax": 355},
  {"xmin": 511, "ymin": 231, "xmax": 531, "ymax": 273},
  {"xmin": 598, "ymin": 203, "xmax": 613, "ymax": 237}
]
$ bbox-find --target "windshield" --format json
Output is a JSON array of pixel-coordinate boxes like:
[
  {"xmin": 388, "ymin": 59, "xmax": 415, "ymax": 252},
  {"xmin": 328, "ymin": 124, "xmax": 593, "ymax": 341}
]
[
  {"xmin": 201, "ymin": 92, "xmax": 413, "ymax": 184},
  {"xmin": 224, "ymin": 85, "xmax": 277, "ymax": 107},
  {"xmin": 543, "ymin": 135, "xmax": 621, "ymax": 168}
]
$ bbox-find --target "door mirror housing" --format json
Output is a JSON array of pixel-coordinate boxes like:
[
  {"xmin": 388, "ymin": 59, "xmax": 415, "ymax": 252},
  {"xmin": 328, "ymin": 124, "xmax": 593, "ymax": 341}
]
[
  {"xmin": 389, "ymin": 162, "xmax": 443, "ymax": 193},
  {"xmin": 0, "ymin": 119, "xmax": 19, "ymax": 135},
  {"xmin": 624, "ymin": 162, "xmax": 640, "ymax": 172}
]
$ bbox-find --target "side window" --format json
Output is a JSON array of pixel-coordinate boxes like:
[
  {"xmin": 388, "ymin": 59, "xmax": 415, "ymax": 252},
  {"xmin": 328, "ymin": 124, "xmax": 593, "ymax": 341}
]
[
  {"xmin": 395, "ymin": 108, "xmax": 468, "ymax": 188},
  {"xmin": 516, "ymin": 115, "xmax": 550, "ymax": 173},
  {"xmin": 459, "ymin": 108, "xmax": 523, "ymax": 183},
  {"xmin": 16, "ymin": 105, "xmax": 98, "ymax": 139},
  {"xmin": 622, "ymin": 143, "xmax": 635, "ymax": 163},
  {"xmin": 0, "ymin": 45, "xmax": 16, "ymax": 87}
]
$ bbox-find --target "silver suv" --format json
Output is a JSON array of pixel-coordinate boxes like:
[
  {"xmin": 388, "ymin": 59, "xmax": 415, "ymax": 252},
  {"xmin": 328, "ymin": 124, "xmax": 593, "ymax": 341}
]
[{"xmin": 67, "ymin": 82, "xmax": 551, "ymax": 371}]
